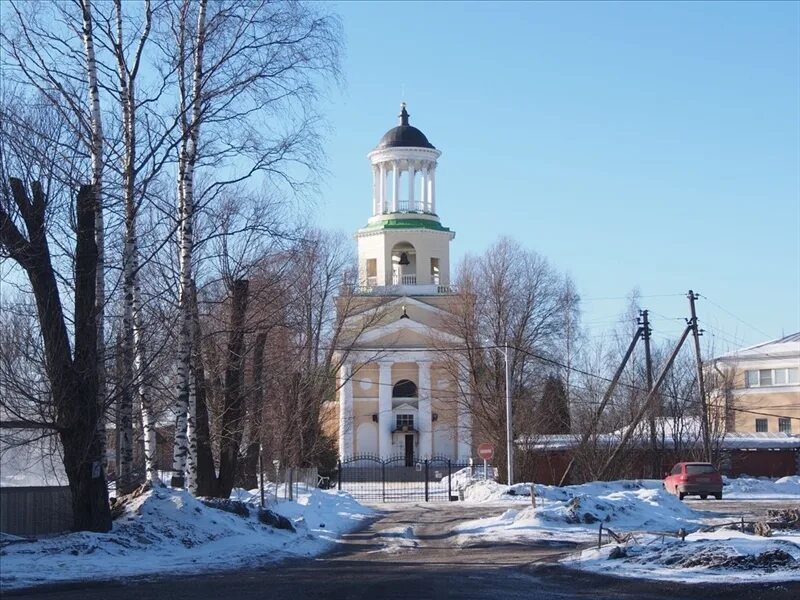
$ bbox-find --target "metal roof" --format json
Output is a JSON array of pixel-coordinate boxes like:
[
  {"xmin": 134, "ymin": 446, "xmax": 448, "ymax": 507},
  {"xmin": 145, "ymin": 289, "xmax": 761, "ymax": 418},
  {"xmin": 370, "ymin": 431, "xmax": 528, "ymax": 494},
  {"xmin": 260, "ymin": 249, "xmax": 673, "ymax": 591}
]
[{"xmin": 375, "ymin": 103, "xmax": 435, "ymax": 150}]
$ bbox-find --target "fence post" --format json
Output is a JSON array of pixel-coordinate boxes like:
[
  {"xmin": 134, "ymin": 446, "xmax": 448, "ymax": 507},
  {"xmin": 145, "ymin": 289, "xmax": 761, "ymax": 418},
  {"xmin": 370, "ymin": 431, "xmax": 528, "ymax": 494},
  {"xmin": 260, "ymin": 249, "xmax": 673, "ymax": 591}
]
[
  {"xmin": 447, "ymin": 460, "xmax": 452, "ymax": 501},
  {"xmin": 598, "ymin": 523, "xmax": 603, "ymax": 549},
  {"xmin": 382, "ymin": 461, "xmax": 386, "ymax": 503},
  {"xmin": 337, "ymin": 460, "xmax": 342, "ymax": 491},
  {"xmin": 425, "ymin": 459, "xmax": 429, "ymax": 502}
]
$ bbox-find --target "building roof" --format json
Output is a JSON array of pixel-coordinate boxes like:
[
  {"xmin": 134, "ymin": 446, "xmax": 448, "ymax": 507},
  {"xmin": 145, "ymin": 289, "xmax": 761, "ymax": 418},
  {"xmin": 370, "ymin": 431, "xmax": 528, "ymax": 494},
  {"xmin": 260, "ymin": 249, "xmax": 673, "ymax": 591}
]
[
  {"xmin": 359, "ymin": 217, "xmax": 451, "ymax": 233},
  {"xmin": 375, "ymin": 103, "xmax": 435, "ymax": 150},
  {"xmin": 517, "ymin": 417, "xmax": 800, "ymax": 451},
  {"xmin": 715, "ymin": 331, "xmax": 800, "ymax": 362}
]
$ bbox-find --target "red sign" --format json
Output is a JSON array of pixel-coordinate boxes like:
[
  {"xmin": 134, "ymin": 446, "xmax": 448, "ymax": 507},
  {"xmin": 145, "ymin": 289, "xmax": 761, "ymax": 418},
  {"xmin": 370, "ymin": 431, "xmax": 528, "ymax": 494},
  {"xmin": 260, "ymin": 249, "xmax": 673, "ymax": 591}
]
[{"xmin": 477, "ymin": 443, "xmax": 494, "ymax": 461}]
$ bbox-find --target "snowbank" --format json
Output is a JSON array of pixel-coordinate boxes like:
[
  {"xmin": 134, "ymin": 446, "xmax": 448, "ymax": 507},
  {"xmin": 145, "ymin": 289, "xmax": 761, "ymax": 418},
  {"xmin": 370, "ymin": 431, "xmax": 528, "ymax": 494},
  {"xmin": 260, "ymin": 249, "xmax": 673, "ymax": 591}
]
[
  {"xmin": 0, "ymin": 484, "xmax": 372, "ymax": 591},
  {"xmin": 723, "ymin": 476, "xmax": 800, "ymax": 499},
  {"xmin": 460, "ymin": 476, "xmax": 800, "ymax": 504},
  {"xmin": 563, "ymin": 529, "xmax": 800, "ymax": 583},
  {"xmin": 455, "ymin": 480, "xmax": 705, "ymax": 545}
]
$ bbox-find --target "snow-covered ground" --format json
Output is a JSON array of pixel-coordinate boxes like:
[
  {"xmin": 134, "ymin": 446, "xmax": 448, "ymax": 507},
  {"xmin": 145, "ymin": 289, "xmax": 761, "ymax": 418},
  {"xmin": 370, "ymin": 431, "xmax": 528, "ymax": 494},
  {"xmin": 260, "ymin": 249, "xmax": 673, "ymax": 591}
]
[
  {"xmin": 563, "ymin": 529, "xmax": 800, "ymax": 583},
  {"xmin": 455, "ymin": 479, "xmax": 705, "ymax": 545},
  {"xmin": 0, "ymin": 483, "xmax": 372, "ymax": 591},
  {"xmin": 455, "ymin": 476, "xmax": 800, "ymax": 582}
]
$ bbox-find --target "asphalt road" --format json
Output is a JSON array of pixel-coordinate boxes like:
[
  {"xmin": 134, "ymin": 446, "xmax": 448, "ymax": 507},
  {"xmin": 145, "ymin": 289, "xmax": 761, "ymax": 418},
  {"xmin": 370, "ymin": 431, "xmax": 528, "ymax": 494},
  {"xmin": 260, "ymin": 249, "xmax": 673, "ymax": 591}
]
[{"xmin": 6, "ymin": 500, "xmax": 799, "ymax": 600}]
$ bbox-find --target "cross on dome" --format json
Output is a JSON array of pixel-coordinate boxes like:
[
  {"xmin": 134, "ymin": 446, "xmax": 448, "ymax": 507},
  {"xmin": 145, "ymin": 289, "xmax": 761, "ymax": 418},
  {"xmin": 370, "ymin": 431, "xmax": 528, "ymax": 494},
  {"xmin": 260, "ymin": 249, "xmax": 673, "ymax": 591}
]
[{"xmin": 399, "ymin": 102, "xmax": 409, "ymax": 126}]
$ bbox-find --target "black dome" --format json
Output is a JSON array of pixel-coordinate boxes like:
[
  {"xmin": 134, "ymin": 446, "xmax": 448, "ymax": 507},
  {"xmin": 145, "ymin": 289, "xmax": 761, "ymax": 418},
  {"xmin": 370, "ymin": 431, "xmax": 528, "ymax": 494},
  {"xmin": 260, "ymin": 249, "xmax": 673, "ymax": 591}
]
[{"xmin": 375, "ymin": 104, "xmax": 435, "ymax": 150}]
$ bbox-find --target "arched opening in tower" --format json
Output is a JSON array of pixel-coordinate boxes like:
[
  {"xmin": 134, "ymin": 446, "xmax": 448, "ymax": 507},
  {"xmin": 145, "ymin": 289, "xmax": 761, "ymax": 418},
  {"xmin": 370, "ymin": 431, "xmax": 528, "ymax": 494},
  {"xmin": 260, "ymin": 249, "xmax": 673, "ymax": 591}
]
[{"xmin": 391, "ymin": 242, "xmax": 417, "ymax": 285}]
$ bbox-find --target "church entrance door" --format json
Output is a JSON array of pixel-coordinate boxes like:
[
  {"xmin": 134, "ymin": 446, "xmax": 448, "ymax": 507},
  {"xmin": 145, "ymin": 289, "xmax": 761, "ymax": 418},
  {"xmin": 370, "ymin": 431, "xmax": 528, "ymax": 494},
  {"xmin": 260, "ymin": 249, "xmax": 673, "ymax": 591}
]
[{"xmin": 404, "ymin": 435, "xmax": 414, "ymax": 466}]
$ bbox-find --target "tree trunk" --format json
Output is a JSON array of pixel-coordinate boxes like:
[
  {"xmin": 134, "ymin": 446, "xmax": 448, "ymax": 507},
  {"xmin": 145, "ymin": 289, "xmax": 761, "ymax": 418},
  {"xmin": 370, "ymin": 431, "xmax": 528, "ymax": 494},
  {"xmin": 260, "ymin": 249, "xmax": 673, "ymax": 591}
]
[
  {"xmin": 216, "ymin": 279, "xmax": 249, "ymax": 498},
  {"xmin": 172, "ymin": 0, "xmax": 207, "ymax": 489},
  {"xmin": 79, "ymin": 0, "xmax": 107, "ymax": 457},
  {"xmin": 239, "ymin": 331, "xmax": 266, "ymax": 490},
  {"xmin": 0, "ymin": 179, "xmax": 111, "ymax": 532},
  {"xmin": 191, "ymin": 283, "xmax": 218, "ymax": 497}
]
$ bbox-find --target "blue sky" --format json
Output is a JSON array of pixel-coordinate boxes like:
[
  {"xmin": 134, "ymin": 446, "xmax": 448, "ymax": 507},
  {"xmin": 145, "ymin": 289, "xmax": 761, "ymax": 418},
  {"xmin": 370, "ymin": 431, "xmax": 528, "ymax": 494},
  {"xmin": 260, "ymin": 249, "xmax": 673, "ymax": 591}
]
[{"xmin": 313, "ymin": 1, "xmax": 800, "ymax": 353}]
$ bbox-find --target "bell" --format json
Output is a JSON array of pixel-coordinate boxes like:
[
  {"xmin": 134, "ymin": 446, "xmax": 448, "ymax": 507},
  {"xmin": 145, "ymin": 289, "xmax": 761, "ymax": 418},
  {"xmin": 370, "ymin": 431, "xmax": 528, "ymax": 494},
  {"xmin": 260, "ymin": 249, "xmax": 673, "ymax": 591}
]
[{"xmin": 398, "ymin": 252, "xmax": 410, "ymax": 265}]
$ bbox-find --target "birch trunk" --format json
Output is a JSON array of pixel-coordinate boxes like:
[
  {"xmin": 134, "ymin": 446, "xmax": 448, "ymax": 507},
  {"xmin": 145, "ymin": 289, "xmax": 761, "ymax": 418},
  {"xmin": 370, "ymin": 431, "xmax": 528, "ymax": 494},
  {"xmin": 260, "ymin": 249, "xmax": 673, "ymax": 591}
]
[
  {"xmin": 114, "ymin": 0, "xmax": 156, "ymax": 487},
  {"xmin": 172, "ymin": 0, "xmax": 207, "ymax": 488},
  {"xmin": 79, "ymin": 0, "xmax": 107, "ymax": 440}
]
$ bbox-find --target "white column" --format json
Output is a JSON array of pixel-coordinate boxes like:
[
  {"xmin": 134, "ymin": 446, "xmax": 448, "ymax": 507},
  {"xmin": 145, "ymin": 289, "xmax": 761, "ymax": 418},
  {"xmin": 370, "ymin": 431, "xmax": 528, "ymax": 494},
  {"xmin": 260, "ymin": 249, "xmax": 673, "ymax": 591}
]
[
  {"xmin": 457, "ymin": 362, "xmax": 472, "ymax": 460},
  {"xmin": 418, "ymin": 360, "xmax": 433, "ymax": 459},
  {"xmin": 379, "ymin": 163, "xmax": 386, "ymax": 214},
  {"xmin": 338, "ymin": 363, "xmax": 354, "ymax": 459},
  {"xmin": 372, "ymin": 164, "xmax": 379, "ymax": 215},
  {"xmin": 378, "ymin": 361, "xmax": 393, "ymax": 458},
  {"xmin": 428, "ymin": 168, "xmax": 436, "ymax": 214},
  {"xmin": 407, "ymin": 162, "xmax": 415, "ymax": 212},
  {"xmin": 392, "ymin": 161, "xmax": 399, "ymax": 212},
  {"xmin": 421, "ymin": 166, "xmax": 429, "ymax": 212}
]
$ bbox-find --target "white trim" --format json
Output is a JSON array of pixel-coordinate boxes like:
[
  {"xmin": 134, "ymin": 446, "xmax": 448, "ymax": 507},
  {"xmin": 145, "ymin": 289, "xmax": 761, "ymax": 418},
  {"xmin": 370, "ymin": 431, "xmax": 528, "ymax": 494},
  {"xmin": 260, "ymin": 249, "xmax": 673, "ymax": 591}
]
[
  {"xmin": 734, "ymin": 385, "xmax": 800, "ymax": 396},
  {"xmin": 341, "ymin": 295, "xmax": 456, "ymax": 325},
  {"xmin": 353, "ymin": 317, "xmax": 463, "ymax": 345}
]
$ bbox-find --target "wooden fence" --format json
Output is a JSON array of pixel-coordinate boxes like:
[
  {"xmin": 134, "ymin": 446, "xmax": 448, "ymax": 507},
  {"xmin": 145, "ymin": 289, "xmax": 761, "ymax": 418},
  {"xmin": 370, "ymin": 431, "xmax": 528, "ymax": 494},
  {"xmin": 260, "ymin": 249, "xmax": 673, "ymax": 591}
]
[{"xmin": 0, "ymin": 486, "xmax": 73, "ymax": 536}]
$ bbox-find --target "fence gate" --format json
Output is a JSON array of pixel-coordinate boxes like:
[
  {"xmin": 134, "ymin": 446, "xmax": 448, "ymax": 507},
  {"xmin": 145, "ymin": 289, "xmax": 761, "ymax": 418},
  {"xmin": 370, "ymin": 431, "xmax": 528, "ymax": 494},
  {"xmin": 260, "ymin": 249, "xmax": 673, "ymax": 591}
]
[{"xmin": 336, "ymin": 454, "xmax": 487, "ymax": 503}]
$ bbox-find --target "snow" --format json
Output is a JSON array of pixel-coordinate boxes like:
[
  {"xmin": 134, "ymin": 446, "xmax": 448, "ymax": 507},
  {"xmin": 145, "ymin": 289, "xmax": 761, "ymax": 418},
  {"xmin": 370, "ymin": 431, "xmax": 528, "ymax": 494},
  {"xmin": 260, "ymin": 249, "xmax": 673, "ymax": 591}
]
[
  {"xmin": 722, "ymin": 476, "xmax": 800, "ymax": 499},
  {"xmin": 369, "ymin": 526, "xmax": 419, "ymax": 554},
  {"xmin": 0, "ymin": 484, "xmax": 372, "ymax": 591},
  {"xmin": 563, "ymin": 529, "xmax": 800, "ymax": 583},
  {"xmin": 455, "ymin": 480, "xmax": 706, "ymax": 546},
  {"xmin": 519, "ymin": 418, "xmax": 800, "ymax": 451},
  {"xmin": 457, "ymin": 476, "xmax": 800, "ymax": 582}
]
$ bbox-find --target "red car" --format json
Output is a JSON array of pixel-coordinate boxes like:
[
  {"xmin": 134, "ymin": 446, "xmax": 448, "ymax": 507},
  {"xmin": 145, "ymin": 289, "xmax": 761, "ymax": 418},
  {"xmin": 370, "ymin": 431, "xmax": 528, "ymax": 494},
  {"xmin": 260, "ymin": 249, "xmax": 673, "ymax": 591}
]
[{"xmin": 663, "ymin": 462, "xmax": 723, "ymax": 500}]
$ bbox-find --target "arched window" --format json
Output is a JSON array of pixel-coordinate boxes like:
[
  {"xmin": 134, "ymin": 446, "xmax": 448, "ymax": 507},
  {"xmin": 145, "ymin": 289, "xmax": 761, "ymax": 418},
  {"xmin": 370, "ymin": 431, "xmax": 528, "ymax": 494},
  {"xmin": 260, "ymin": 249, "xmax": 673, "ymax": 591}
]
[{"xmin": 392, "ymin": 379, "xmax": 417, "ymax": 398}]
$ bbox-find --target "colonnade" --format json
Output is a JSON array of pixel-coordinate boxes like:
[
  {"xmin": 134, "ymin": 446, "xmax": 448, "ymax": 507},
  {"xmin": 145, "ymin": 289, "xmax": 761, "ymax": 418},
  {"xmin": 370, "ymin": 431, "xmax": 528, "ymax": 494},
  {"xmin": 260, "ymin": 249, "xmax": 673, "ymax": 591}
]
[
  {"xmin": 372, "ymin": 160, "xmax": 436, "ymax": 216},
  {"xmin": 337, "ymin": 360, "xmax": 471, "ymax": 460}
]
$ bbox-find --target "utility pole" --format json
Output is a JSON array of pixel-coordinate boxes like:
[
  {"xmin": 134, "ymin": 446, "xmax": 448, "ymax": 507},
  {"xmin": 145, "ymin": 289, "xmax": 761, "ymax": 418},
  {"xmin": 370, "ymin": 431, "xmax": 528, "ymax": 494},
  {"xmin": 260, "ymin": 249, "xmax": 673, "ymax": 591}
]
[
  {"xmin": 558, "ymin": 325, "xmax": 644, "ymax": 486},
  {"xmin": 640, "ymin": 310, "xmax": 658, "ymax": 477},
  {"xmin": 504, "ymin": 343, "xmax": 514, "ymax": 486},
  {"xmin": 688, "ymin": 290, "xmax": 712, "ymax": 463},
  {"xmin": 598, "ymin": 324, "xmax": 692, "ymax": 480}
]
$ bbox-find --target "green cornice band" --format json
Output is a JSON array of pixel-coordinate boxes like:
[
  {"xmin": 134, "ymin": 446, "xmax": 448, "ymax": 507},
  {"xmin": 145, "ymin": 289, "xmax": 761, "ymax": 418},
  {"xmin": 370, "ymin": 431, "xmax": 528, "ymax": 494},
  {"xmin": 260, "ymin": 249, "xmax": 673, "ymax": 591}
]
[{"xmin": 360, "ymin": 218, "xmax": 451, "ymax": 233}]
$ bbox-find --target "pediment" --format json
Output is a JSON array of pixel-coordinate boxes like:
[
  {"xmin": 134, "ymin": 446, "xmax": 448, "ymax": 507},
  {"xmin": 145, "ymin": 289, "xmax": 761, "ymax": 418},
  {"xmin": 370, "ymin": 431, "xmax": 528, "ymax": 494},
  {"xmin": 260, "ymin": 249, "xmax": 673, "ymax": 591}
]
[
  {"xmin": 343, "ymin": 295, "xmax": 450, "ymax": 327},
  {"xmin": 354, "ymin": 315, "xmax": 463, "ymax": 346}
]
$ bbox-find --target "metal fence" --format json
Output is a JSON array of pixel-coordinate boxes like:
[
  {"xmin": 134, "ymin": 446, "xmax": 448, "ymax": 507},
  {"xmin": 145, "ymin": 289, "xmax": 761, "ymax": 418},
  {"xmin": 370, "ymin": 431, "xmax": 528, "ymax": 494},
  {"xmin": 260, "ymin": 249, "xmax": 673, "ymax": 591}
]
[
  {"xmin": 0, "ymin": 486, "xmax": 73, "ymax": 535},
  {"xmin": 336, "ymin": 455, "xmax": 486, "ymax": 503}
]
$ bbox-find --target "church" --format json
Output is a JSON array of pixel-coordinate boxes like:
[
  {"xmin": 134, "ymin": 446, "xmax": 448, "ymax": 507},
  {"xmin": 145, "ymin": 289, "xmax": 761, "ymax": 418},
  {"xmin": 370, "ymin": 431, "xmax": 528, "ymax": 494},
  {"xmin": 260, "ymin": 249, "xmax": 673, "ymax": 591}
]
[{"xmin": 330, "ymin": 104, "xmax": 473, "ymax": 465}]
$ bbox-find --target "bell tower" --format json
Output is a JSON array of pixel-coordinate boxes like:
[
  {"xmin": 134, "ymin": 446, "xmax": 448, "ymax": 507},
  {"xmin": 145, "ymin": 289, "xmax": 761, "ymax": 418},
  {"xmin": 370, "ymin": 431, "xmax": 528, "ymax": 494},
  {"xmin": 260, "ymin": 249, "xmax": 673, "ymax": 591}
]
[
  {"xmin": 330, "ymin": 103, "xmax": 473, "ymax": 464},
  {"xmin": 356, "ymin": 103, "xmax": 455, "ymax": 293}
]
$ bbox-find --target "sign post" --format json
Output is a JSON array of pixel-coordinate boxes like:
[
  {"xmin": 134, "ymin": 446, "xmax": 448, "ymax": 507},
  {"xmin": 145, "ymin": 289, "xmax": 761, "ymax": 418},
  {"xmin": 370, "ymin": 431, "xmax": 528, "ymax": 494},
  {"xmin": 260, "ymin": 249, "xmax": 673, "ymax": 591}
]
[{"xmin": 477, "ymin": 443, "xmax": 494, "ymax": 481}]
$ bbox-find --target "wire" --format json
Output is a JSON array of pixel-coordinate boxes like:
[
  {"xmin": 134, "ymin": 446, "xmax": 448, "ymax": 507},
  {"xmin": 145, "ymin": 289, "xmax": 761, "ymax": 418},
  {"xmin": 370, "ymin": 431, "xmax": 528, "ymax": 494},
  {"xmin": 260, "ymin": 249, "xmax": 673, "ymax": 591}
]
[
  {"xmin": 579, "ymin": 294, "xmax": 686, "ymax": 302},
  {"xmin": 698, "ymin": 294, "xmax": 774, "ymax": 340},
  {"xmin": 329, "ymin": 343, "xmax": 800, "ymax": 422}
]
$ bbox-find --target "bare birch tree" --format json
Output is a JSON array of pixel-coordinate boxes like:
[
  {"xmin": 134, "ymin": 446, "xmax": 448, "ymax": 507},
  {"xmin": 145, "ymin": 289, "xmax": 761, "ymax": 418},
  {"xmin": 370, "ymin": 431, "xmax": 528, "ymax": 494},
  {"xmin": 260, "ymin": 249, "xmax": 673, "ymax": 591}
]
[{"xmin": 164, "ymin": 0, "xmax": 342, "ymax": 488}]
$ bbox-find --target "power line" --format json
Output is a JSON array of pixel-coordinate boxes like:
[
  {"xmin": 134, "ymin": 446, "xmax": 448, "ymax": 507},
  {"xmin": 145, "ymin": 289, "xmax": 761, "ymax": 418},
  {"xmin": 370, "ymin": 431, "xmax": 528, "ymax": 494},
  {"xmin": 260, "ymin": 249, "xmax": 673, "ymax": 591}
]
[
  {"xmin": 328, "ymin": 344, "xmax": 800, "ymax": 422},
  {"xmin": 698, "ymin": 294, "xmax": 774, "ymax": 340}
]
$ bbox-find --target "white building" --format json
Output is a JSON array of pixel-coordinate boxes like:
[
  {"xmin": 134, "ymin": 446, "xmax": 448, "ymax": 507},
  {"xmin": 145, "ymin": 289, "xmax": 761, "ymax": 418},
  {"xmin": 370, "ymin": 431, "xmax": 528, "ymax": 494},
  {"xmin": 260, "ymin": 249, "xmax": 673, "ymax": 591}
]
[{"xmin": 328, "ymin": 104, "xmax": 472, "ymax": 464}]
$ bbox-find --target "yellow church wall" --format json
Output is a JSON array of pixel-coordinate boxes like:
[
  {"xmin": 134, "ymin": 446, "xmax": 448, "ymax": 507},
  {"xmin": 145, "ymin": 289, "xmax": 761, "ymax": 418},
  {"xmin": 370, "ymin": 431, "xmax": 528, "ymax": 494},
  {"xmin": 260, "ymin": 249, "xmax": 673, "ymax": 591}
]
[
  {"xmin": 352, "ymin": 363, "xmax": 379, "ymax": 398},
  {"xmin": 320, "ymin": 401, "xmax": 338, "ymax": 440}
]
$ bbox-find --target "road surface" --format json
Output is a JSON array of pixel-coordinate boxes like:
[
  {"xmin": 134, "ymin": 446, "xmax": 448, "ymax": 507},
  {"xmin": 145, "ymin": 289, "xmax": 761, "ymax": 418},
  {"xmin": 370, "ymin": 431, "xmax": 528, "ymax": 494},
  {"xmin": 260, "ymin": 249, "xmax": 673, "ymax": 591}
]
[{"xmin": 6, "ymin": 500, "xmax": 799, "ymax": 600}]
